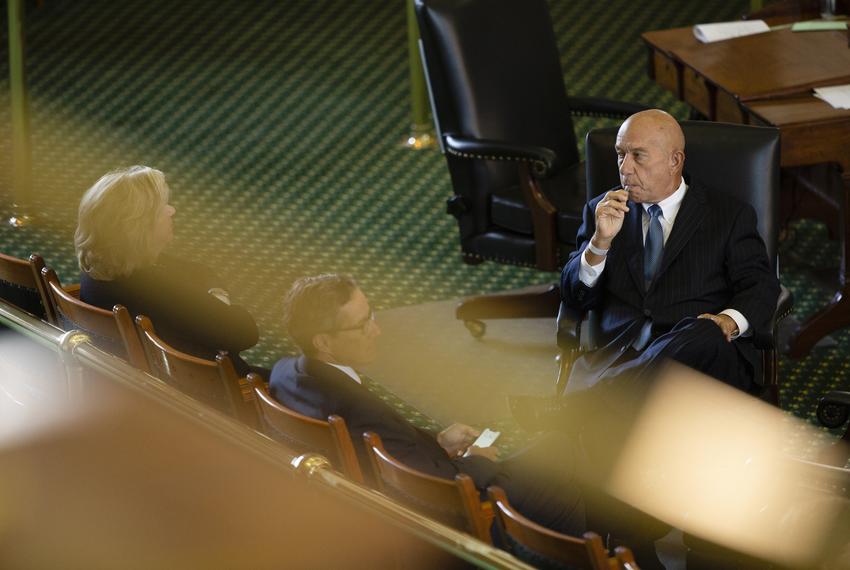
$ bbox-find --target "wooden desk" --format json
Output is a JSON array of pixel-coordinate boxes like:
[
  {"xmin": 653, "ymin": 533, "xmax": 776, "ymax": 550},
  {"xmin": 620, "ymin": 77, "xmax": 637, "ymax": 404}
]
[{"xmin": 642, "ymin": 26, "xmax": 850, "ymax": 357}]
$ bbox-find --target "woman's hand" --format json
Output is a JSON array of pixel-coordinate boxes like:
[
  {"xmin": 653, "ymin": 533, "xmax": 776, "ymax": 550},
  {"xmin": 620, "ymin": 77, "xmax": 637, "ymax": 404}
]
[{"xmin": 207, "ymin": 287, "xmax": 231, "ymax": 305}]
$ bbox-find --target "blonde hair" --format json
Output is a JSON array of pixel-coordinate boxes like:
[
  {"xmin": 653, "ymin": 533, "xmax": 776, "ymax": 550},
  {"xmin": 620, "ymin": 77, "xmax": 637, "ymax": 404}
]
[{"xmin": 75, "ymin": 165, "xmax": 170, "ymax": 280}]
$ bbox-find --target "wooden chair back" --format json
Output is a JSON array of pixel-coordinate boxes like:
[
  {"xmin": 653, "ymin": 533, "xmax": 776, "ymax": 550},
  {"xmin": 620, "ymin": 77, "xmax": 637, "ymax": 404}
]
[
  {"xmin": 135, "ymin": 315, "xmax": 256, "ymax": 425},
  {"xmin": 615, "ymin": 546, "xmax": 640, "ymax": 570},
  {"xmin": 41, "ymin": 267, "xmax": 148, "ymax": 370},
  {"xmin": 248, "ymin": 375, "xmax": 364, "ymax": 483},
  {"xmin": 363, "ymin": 431, "xmax": 491, "ymax": 543},
  {"xmin": 0, "ymin": 252, "xmax": 53, "ymax": 321},
  {"xmin": 487, "ymin": 485, "xmax": 634, "ymax": 570}
]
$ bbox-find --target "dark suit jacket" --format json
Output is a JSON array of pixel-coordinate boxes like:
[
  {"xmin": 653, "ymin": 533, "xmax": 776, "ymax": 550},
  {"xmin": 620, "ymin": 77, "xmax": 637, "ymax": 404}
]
[
  {"xmin": 269, "ymin": 356, "xmax": 499, "ymax": 489},
  {"xmin": 269, "ymin": 355, "xmax": 500, "ymax": 486},
  {"xmin": 80, "ymin": 255, "xmax": 259, "ymax": 375},
  {"xmin": 561, "ymin": 179, "xmax": 780, "ymax": 388}
]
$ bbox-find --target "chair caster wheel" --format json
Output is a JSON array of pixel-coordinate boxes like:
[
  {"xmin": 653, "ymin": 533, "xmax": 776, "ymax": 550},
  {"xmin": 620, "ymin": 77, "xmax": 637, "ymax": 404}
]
[
  {"xmin": 464, "ymin": 320, "xmax": 486, "ymax": 339},
  {"xmin": 817, "ymin": 399, "xmax": 849, "ymax": 429}
]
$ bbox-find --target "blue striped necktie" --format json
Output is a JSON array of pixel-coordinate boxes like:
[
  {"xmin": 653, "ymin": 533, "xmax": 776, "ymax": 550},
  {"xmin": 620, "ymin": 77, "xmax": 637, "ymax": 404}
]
[
  {"xmin": 634, "ymin": 204, "xmax": 664, "ymax": 351},
  {"xmin": 644, "ymin": 204, "xmax": 664, "ymax": 288}
]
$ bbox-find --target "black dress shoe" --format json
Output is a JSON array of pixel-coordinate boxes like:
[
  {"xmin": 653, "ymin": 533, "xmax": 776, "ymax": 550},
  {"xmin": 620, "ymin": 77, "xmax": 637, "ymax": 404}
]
[{"xmin": 508, "ymin": 395, "xmax": 568, "ymax": 432}]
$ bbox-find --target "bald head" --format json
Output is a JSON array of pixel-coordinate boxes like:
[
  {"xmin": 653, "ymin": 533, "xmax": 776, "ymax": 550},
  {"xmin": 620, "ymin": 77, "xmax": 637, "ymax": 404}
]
[
  {"xmin": 623, "ymin": 109, "xmax": 685, "ymax": 154},
  {"xmin": 615, "ymin": 109, "xmax": 686, "ymax": 204}
]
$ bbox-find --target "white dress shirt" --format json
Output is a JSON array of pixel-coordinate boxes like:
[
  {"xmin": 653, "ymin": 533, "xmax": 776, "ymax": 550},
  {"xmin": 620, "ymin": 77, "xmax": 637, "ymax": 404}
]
[
  {"xmin": 578, "ymin": 178, "xmax": 749, "ymax": 338},
  {"xmin": 328, "ymin": 362, "xmax": 362, "ymax": 384}
]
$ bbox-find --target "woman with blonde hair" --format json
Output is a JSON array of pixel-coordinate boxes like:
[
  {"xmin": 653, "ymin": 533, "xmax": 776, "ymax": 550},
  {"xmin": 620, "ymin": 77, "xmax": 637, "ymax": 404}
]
[{"xmin": 76, "ymin": 165, "xmax": 262, "ymax": 376}]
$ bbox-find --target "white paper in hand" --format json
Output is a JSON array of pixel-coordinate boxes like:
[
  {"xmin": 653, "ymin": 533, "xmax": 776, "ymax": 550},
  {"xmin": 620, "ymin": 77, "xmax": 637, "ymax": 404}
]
[{"xmin": 463, "ymin": 428, "xmax": 500, "ymax": 457}]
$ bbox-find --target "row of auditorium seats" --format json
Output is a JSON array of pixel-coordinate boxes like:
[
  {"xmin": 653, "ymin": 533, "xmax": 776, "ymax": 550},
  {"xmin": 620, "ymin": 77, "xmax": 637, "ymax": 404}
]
[
  {"xmin": 250, "ymin": 374, "xmax": 639, "ymax": 568},
  {"xmin": 0, "ymin": 249, "xmax": 640, "ymax": 568},
  {"xmin": 0, "ymin": 252, "xmax": 257, "ymax": 426}
]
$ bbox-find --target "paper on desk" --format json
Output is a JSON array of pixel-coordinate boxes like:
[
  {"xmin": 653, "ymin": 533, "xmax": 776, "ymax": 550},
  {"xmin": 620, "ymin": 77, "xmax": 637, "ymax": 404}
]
[
  {"xmin": 791, "ymin": 20, "xmax": 848, "ymax": 32},
  {"xmin": 693, "ymin": 20, "xmax": 770, "ymax": 43},
  {"xmin": 813, "ymin": 84, "xmax": 850, "ymax": 109}
]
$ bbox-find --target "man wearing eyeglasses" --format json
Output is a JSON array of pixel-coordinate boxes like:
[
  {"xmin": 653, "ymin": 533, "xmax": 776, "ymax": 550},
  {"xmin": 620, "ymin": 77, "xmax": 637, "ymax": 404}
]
[{"xmin": 269, "ymin": 273, "xmax": 587, "ymax": 538}]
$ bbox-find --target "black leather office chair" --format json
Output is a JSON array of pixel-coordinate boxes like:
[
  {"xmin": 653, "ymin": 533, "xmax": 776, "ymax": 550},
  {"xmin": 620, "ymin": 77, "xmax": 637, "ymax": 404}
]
[
  {"xmin": 414, "ymin": 0, "xmax": 647, "ymax": 338},
  {"xmin": 555, "ymin": 121, "xmax": 793, "ymax": 405}
]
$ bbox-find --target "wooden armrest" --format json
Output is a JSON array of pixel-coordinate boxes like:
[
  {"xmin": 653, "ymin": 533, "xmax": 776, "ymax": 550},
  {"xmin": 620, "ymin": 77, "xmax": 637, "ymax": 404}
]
[{"xmin": 62, "ymin": 283, "xmax": 81, "ymax": 298}]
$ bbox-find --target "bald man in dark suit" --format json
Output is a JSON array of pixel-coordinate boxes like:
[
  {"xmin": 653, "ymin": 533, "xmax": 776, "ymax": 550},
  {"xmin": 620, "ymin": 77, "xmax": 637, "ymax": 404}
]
[
  {"xmin": 561, "ymin": 109, "xmax": 779, "ymax": 400},
  {"xmin": 554, "ymin": 109, "xmax": 781, "ymax": 570}
]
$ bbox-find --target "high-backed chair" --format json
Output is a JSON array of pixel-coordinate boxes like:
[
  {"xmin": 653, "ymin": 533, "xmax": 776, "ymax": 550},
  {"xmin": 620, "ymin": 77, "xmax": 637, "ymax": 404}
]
[
  {"xmin": 555, "ymin": 122, "xmax": 793, "ymax": 404},
  {"xmin": 135, "ymin": 315, "xmax": 257, "ymax": 426},
  {"xmin": 0, "ymin": 253, "xmax": 53, "ymax": 322},
  {"xmin": 486, "ymin": 485, "xmax": 635, "ymax": 570},
  {"xmin": 362, "ymin": 431, "xmax": 492, "ymax": 543},
  {"xmin": 248, "ymin": 374, "xmax": 364, "ymax": 483},
  {"xmin": 41, "ymin": 267, "xmax": 148, "ymax": 371},
  {"xmin": 415, "ymin": 0, "xmax": 647, "ymax": 337}
]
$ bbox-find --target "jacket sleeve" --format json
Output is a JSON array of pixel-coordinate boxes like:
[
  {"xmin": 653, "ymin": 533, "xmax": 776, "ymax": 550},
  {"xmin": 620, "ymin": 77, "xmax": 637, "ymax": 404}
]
[
  {"xmin": 133, "ymin": 265, "xmax": 259, "ymax": 352},
  {"xmin": 335, "ymin": 384, "xmax": 461, "ymax": 479},
  {"xmin": 561, "ymin": 197, "xmax": 605, "ymax": 312},
  {"xmin": 723, "ymin": 203, "xmax": 780, "ymax": 341}
]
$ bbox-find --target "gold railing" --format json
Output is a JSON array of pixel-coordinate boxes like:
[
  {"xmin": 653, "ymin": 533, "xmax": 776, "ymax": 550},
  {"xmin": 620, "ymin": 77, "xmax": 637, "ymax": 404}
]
[{"xmin": 0, "ymin": 298, "xmax": 531, "ymax": 569}]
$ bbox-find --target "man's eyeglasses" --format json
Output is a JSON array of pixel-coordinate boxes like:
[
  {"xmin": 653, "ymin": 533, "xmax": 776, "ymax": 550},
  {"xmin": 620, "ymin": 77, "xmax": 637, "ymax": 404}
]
[{"xmin": 329, "ymin": 310, "xmax": 376, "ymax": 334}]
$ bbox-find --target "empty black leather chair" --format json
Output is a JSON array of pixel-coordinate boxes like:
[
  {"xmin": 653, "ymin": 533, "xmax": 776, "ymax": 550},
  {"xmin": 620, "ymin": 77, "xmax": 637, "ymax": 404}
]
[
  {"xmin": 556, "ymin": 121, "xmax": 793, "ymax": 404},
  {"xmin": 415, "ymin": 0, "xmax": 647, "ymax": 337}
]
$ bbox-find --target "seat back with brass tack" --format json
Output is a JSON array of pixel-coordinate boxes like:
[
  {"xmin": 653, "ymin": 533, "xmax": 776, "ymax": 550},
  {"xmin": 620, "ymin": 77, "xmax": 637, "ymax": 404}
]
[
  {"xmin": 0, "ymin": 253, "xmax": 53, "ymax": 322},
  {"xmin": 42, "ymin": 267, "xmax": 148, "ymax": 371},
  {"xmin": 249, "ymin": 375, "xmax": 364, "ymax": 483},
  {"xmin": 363, "ymin": 431, "xmax": 491, "ymax": 543},
  {"xmin": 135, "ymin": 314, "xmax": 255, "ymax": 425}
]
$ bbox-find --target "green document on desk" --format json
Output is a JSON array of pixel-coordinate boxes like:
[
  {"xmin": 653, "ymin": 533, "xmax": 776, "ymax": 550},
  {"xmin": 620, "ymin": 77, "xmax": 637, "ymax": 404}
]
[{"xmin": 791, "ymin": 21, "xmax": 848, "ymax": 32}]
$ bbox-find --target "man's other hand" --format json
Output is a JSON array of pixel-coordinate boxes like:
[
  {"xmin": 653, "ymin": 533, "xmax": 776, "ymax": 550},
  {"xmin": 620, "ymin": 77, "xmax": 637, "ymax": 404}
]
[
  {"xmin": 592, "ymin": 189, "xmax": 630, "ymax": 247},
  {"xmin": 698, "ymin": 313, "xmax": 739, "ymax": 342},
  {"xmin": 437, "ymin": 423, "xmax": 480, "ymax": 457}
]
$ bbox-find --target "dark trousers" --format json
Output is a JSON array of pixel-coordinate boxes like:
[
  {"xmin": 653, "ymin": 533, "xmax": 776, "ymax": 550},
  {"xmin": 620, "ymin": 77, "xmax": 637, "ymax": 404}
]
[
  {"xmin": 598, "ymin": 317, "xmax": 753, "ymax": 396},
  {"xmin": 474, "ymin": 431, "xmax": 587, "ymax": 539},
  {"xmin": 565, "ymin": 318, "xmax": 758, "ymax": 569}
]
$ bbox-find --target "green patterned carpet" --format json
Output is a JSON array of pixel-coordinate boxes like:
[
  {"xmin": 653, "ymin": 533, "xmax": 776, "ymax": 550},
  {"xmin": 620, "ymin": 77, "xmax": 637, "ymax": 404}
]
[{"xmin": 0, "ymin": 0, "xmax": 848, "ymax": 450}]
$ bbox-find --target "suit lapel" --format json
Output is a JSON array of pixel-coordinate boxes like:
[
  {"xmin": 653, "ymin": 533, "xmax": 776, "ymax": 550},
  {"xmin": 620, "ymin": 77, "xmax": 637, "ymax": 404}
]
[{"xmin": 655, "ymin": 182, "xmax": 706, "ymax": 282}]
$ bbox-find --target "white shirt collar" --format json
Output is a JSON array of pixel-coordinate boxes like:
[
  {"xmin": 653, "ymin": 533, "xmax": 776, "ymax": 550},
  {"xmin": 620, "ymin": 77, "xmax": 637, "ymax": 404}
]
[
  {"xmin": 642, "ymin": 177, "xmax": 687, "ymax": 221},
  {"xmin": 327, "ymin": 362, "xmax": 362, "ymax": 384}
]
